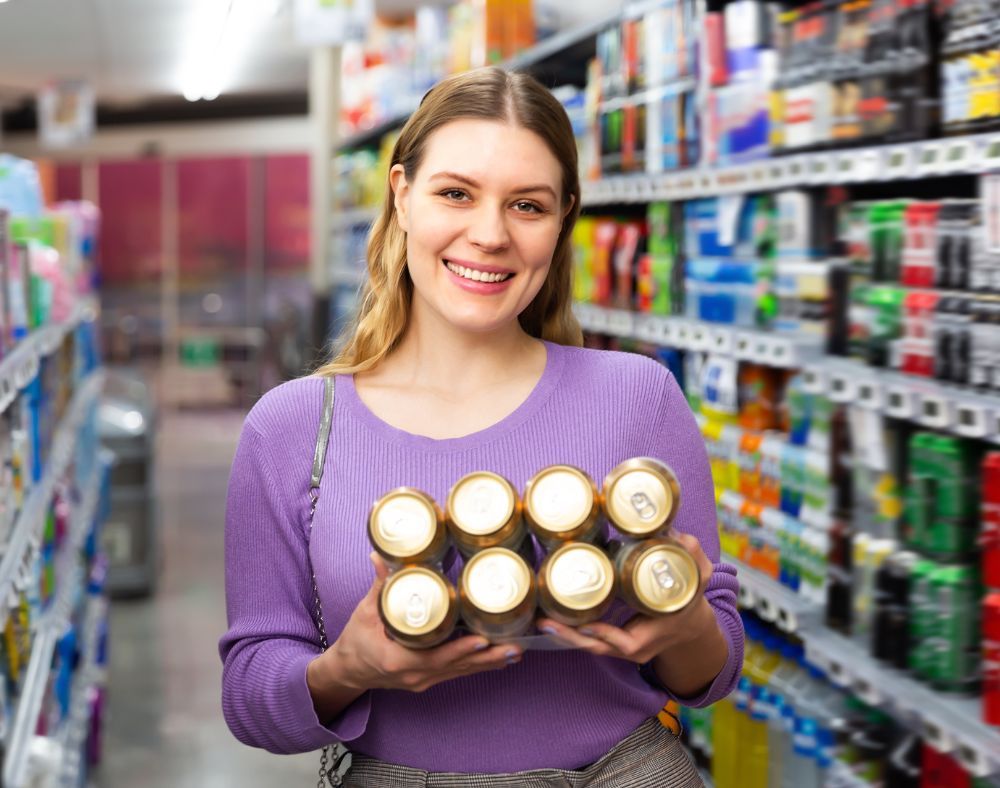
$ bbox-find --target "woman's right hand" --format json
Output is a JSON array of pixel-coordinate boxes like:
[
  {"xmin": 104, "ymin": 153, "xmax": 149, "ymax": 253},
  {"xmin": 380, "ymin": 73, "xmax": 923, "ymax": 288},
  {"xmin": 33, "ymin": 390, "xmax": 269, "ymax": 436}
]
[{"xmin": 309, "ymin": 554, "xmax": 522, "ymax": 705}]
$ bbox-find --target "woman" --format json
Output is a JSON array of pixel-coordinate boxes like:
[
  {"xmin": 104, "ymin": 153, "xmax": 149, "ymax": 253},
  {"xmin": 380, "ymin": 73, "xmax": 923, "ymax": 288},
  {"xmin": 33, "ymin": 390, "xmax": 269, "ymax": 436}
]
[{"xmin": 220, "ymin": 67, "xmax": 743, "ymax": 786}]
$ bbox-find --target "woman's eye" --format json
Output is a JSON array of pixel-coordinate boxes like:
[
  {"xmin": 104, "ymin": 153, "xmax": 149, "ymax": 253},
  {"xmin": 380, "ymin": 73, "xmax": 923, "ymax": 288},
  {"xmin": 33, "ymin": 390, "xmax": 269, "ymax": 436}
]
[
  {"xmin": 441, "ymin": 189, "xmax": 469, "ymax": 201},
  {"xmin": 513, "ymin": 201, "xmax": 543, "ymax": 214}
]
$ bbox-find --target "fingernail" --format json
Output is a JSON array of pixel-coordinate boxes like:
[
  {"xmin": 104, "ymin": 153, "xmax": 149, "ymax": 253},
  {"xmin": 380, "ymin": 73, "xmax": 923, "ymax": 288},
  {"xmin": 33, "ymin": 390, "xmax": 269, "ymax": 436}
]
[
  {"xmin": 474, "ymin": 640, "xmax": 489, "ymax": 651},
  {"xmin": 580, "ymin": 627, "xmax": 595, "ymax": 637},
  {"xmin": 505, "ymin": 650, "xmax": 520, "ymax": 664},
  {"xmin": 540, "ymin": 626, "xmax": 557, "ymax": 636}
]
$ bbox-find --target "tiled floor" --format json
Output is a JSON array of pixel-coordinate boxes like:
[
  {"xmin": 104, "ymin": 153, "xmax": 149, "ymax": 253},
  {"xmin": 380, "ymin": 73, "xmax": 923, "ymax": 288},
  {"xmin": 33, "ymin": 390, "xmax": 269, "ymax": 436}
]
[{"xmin": 94, "ymin": 409, "xmax": 321, "ymax": 787}]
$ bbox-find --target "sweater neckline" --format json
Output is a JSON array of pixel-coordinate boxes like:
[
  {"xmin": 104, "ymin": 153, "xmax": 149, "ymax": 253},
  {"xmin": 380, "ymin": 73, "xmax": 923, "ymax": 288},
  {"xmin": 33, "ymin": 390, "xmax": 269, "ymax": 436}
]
[{"xmin": 338, "ymin": 340, "xmax": 567, "ymax": 453}]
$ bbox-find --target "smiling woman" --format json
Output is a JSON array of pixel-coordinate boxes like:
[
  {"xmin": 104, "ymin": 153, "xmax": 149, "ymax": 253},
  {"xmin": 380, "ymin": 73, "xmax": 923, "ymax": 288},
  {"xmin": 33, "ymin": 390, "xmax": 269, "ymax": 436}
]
[{"xmin": 220, "ymin": 66, "xmax": 741, "ymax": 788}]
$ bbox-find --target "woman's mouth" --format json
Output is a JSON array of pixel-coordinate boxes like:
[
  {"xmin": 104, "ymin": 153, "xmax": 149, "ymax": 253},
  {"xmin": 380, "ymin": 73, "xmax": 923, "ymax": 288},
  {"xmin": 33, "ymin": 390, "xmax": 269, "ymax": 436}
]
[{"xmin": 443, "ymin": 260, "xmax": 514, "ymax": 284}]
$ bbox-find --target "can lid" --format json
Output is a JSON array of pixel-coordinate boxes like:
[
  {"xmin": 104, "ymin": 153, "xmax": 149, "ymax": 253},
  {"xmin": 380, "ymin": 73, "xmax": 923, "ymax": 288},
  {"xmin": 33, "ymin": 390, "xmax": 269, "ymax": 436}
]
[
  {"xmin": 544, "ymin": 543, "xmax": 615, "ymax": 611},
  {"xmin": 381, "ymin": 567, "xmax": 452, "ymax": 636},
  {"xmin": 603, "ymin": 458, "xmax": 679, "ymax": 537},
  {"xmin": 632, "ymin": 544, "xmax": 699, "ymax": 613},
  {"xmin": 463, "ymin": 548, "xmax": 532, "ymax": 614},
  {"xmin": 370, "ymin": 488, "xmax": 439, "ymax": 558},
  {"xmin": 525, "ymin": 466, "xmax": 595, "ymax": 534},
  {"xmin": 448, "ymin": 472, "xmax": 516, "ymax": 537}
]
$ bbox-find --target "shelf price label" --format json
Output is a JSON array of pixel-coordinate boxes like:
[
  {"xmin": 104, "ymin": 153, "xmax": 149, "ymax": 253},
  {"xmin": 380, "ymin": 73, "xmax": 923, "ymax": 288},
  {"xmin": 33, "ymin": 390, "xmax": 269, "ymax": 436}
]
[
  {"xmin": 885, "ymin": 146, "xmax": 913, "ymax": 179},
  {"xmin": 984, "ymin": 135, "xmax": 1000, "ymax": 171},
  {"xmin": 834, "ymin": 153, "xmax": 856, "ymax": 183},
  {"xmin": 857, "ymin": 379, "xmax": 884, "ymax": 409},
  {"xmin": 768, "ymin": 337, "xmax": 794, "ymax": 367},
  {"xmin": 852, "ymin": 675, "xmax": 882, "ymax": 706},
  {"xmin": 918, "ymin": 393, "xmax": 953, "ymax": 429},
  {"xmin": 786, "ymin": 157, "xmax": 806, "ymax": 182},
  {"xmin": 608, "ymin": 309, "xmax": 633, "ymax": 337},
  {"xmin": 856, "ymin": 149, "xmax": 883, "ymax": 182},
  {"xmin": 808, "ymin": 154, "xmax": 831, "ymax": 184},
  {"xmin": 943, "ymin": 139, "xmax": 976, "ymax": 173},
  {"xmin": 885, "ymin": 385, "xmax": 917, "ymax": 419},
  {"xmin": 828, "ymin": 373, "xmax": 856, "ymax": 403},
  {"xmin": 955, "ymin": 403, "xmax": 990, "ymax": 438},
  {"xmin": 768, "ymin": 162, "xmax": 786, "ymax": 186},
  {"xmin": 916, "ymin": 142, "xmax": 944, "ymax": 176},
  {"xmin": 802, "ymin": 365, "xmax": 826, "ymax": 394},
  {"xmin": 921, "ymin": 716, "xmax": 955, "ymax": 754}
]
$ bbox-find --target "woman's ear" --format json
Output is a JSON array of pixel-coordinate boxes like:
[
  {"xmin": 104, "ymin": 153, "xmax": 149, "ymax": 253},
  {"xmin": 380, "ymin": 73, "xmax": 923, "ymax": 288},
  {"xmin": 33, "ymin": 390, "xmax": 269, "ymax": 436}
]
[
  {"xmin": 390, "ymin": 164, "xmax": 410, "ymax": 233},
  {"xmin": 562, "ymin": 193, "xmax": 576, "ymax": 221}
]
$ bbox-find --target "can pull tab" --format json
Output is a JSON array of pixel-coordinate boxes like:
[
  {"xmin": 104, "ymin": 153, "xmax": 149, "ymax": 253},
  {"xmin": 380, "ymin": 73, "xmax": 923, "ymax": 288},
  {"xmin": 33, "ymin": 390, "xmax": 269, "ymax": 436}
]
[
  {"xmin": 630, "ymin": 492, "xmax": 657, "ymax": 521},
  {"xmin": 652, "ymin": 560, "xmax": 677, "ymax": 591},
  {"xmin": 405, "ymin": 593, "xmax": 431, "ymax": 628}
]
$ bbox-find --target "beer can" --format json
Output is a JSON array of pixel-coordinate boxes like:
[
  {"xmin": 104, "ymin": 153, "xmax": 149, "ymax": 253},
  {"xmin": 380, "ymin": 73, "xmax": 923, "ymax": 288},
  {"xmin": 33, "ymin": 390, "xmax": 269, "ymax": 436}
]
[
  {"xmin": 930, "ymin": 564, "xmax": 981, "ymax": 693},
  {"xmin": 378, "ymin": 565, "xmax": 459, "ymax": 649},
  {"xmin": 615, "ymin": 537, "xmax": 700, "ymax": 616},
  {"xmin": 537, "ymin": 542, "xmax": 616, "ymax": 626},
  {"xmin": 446, "ymin": 471, "xmax": 528, "ymax": 558},
  {"xmin": 523, "ymin": 465, "xmax": 603, "ymax": 549},
  {"xmin": 459, "ymin": 547, "xmax": 537, "ymax": 641},
  {"xmin": 368, "ymin": 487, "xmax": 449, "ymax": 567},
  {"xmin": 908, "ymin": 557, "xmax": 938, "ymax": 680},
  {"xmin": 601, "ymin": 457, "xmax": 681, "ymax": 540},
  {"xmin": 983, "ymin": 592, "xmax": 1000, "ymax": 726}
]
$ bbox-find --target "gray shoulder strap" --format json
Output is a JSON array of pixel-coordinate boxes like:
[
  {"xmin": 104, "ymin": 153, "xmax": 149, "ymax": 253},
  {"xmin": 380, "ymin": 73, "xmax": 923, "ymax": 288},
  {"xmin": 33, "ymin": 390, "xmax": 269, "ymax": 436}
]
[{"xmin": 310, "ymin": 376, "xmax": 336, "ymax": 495}]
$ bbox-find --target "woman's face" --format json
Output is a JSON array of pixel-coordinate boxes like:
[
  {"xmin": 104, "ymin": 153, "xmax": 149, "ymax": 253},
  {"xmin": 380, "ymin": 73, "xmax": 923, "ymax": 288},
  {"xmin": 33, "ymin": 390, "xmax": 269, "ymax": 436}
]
[{"xmin": 390, "ymin": 118, "xmax": 571, "ymax": 336}]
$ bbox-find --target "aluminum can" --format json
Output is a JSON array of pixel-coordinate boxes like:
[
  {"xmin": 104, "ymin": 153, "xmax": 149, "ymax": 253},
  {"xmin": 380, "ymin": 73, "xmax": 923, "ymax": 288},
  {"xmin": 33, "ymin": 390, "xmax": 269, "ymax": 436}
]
[
  {"xmin": 368, "ymin": 487, "xmax": 449, "ymax": 567},
  {"xmin": 537, "ymin": 542, "xmax": 616, "ymax": 626},
  {"xmin": 459, "ymin": 547, "xmax": 537, "ymax": 641},
  {"xmin": 615, "ymin": 537, "xmax": 700, "ymax": 616},
  {"xmin": 523, "ymin": 465, "xmax": 603, "ymax": 549},
  {"xmin": 930, "ymin": 563, "xmax": 981, "ymax": 693},
  {"xmin": 446, "ymin": 471, "xmax": 528, "ymax": 558},
  {"xmin": 601, "ymin": 457, "xmax": 681, "ymax": 540},
  {"xmin": 908, "ymin": 557, "xmax": 938, "ymax": 680},
  {"xmin": 981, "ymin": 452, "xmax": 1000, "ymax": 588},
  {"xmin": 378, "ymin": 565, "xmax": 459, "ymax": 649},
  {"xmin": 983, "ymin": 592, "xmax": 1000, "ymax": 725}
]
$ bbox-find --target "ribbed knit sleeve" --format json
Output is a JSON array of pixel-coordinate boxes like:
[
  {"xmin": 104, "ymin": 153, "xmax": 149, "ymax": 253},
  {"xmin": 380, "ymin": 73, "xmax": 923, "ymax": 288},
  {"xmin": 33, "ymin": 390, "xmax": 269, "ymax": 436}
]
[
  {"xmin": 645, "ymin": 367, "xmax": 744, "ymax": 708},
  {"xmin": 218, "ymin": 422, "xmax": 370, "ymax": 753}
]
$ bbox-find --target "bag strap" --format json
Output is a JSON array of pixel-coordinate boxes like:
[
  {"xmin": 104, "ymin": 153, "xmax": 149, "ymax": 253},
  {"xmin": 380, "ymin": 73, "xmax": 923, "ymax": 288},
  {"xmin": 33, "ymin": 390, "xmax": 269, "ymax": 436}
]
[{"xmin": 307, "ymin": 376, "xmax": 347, "ymax": 788}]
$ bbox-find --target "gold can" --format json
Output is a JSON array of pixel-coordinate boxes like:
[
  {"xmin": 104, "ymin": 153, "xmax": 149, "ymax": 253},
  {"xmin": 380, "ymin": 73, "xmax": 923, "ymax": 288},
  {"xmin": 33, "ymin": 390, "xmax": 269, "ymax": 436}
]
[
  {"xmin": 459, "ymin": 547, "xmax": 537, "ymax": 640},
  {"xmin": 615, "ymin": 538, "xmax": 700, "ymax": 616},
  {"xmin": 446, "ymin": 471, "xmax": 528, "ymax": 557},
  {"xmin": 602, "ymin": 457, "xmax": 681, "ymax": 540},
  {"xmin": 378, "ymin": 566, "xmax": 459, "ymax": 649},
  {"xmin": 523, "ymin": 465, "xmax": 603, "ymax": 549},
  {"xmin": 537, "ymin": 542, "xmax": 616, "ymax": 626},
  {"xmin": 368, "ymin": 487, "xmax": 449, "ymax": 567}
]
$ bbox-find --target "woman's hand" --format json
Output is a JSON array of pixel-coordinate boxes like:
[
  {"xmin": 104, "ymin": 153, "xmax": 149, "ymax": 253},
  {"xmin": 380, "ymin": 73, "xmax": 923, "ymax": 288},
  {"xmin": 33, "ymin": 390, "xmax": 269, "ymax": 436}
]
[
  {"xmin": 536, "ymin": 533, "xmax": 719, "ymax": 665},
  {"xmin": 309, "ymin": 554, "xmax": 522, "ymax": 704}
]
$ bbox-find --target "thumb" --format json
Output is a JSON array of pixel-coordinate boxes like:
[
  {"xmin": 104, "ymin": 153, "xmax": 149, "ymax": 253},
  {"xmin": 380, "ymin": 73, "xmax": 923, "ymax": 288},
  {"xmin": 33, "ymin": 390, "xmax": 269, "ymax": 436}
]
[{"xmin": 369, "ymin": 551, "xmax": 390, "ymax": 588}]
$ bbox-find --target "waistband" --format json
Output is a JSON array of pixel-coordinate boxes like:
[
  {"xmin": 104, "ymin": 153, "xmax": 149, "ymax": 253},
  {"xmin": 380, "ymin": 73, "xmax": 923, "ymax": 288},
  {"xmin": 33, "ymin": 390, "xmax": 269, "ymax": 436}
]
[{"xmin": 343, "ymin": 717, "xmax": 704, "ymax": 788}]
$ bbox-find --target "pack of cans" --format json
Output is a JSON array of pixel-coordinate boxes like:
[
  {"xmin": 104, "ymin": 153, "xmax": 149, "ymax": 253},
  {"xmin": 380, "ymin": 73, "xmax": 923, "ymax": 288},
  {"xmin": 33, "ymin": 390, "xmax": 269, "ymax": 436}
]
[{"xmin": 371, "ymin": 457, "xmax": 701, "ymax": 649}]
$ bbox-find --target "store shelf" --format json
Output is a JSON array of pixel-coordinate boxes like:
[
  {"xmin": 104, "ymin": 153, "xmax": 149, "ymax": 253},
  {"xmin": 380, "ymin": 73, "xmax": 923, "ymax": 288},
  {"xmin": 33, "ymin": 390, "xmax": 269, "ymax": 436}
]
[
  {"xmin": 3, "ymin": 627, "xmax": 59, "ymax": 788},
  {"xmin": 573, "ymin": 303, "xmax": 824, "ymax": 368},
  {"xmin": 0, "ymin": 370, "xmax": 104, "ymax": 631},
  {"xmin": 332, "ymin": 207, "xmax": 379, "ymax": 231},
  {"xmin": 0, "ymin": 302, "xmax": 93, "ymax": 418},
  {"xmin": 722, "ymin": 552, "xmax": 819, "ymax": 633},
  {"xmin": 804, "ymin": 629, "xmax": 1000, "ymax": 778},
  {"xmin": 336, "ymin": 10, "xmax": 619, "ymax": 153},
  {"xmin": 726, "ymin": 553, "xmax": 1000, "ymax": 777},
  {"xmin": 802, "ymin": 357, "xmax": 1000, "ymax": 444},
  {"xmin": 580, "ymin": 131, "xmax": 1000, "ymax": 206}
]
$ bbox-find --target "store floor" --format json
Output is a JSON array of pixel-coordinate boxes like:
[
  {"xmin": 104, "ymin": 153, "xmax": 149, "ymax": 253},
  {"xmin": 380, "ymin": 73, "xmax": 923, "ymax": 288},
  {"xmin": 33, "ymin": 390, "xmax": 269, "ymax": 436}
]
[{"xmin": 95, "ymin": 409, "xmax": 321, "ymax": 787}]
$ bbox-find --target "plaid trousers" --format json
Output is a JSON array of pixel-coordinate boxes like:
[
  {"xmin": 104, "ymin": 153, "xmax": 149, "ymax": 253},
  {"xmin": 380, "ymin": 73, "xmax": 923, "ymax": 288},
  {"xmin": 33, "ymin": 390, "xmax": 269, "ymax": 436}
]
[{"xmin": 342, "ymin": 718, "xmax": 705, "ymax": 788}]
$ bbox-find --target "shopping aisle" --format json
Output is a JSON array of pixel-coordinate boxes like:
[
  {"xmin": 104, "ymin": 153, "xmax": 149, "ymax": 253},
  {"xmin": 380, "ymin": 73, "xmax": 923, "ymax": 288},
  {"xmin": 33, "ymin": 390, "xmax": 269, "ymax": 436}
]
[{"xmin": 97, "ymin": 408, "xmax": 320, "ymax": 788}]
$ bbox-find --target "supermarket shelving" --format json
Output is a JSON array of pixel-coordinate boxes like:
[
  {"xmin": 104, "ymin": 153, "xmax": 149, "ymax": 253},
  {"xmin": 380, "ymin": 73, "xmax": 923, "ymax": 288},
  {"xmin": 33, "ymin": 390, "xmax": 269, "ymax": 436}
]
[
  {"xmin": 0, "ymin": 370, "xmax": 104, "ymax": 632},
  {"xmin": 4, "ymin": 450, "xmax": 108, "ymax": 788},
  {"xmin": 0, "ymin": 301, "xmax": 94, "ymax": 418},
  {"xmin": 574, "ymin": 302, "xmax": 1000, "ymax": 443},
  {"xmin": 331, "ymin": 207, "xmax": 379, "ymax": 232},
  {"xmin": 724, "ymin": 554, "xmax": 1000, "ymax": 777},
  {"xmin": 334, "ymin": 9, "xmax": 619, "ymax": 153},
  {"xmin": 580, "ymin": 131, "xmax": 1000, "ymax": 207}
]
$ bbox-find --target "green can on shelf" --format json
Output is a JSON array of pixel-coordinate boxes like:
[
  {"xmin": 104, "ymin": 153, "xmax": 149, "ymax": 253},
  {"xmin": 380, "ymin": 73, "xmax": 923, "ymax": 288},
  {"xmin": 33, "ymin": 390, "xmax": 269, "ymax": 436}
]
[
  {"xmin": 865, "ymin": 285, "xmax": 906, "ymax": 368},
  {"xmin": 904, "ymin": 433, "xmax": 936, "ymax": 551},
  {"xmin": 929, "ymin": 564, "xmax": 981, "ymax": 693},
  {"xmin": 908, "ymin": 557, "xmax": 939, "ymax": 681}
]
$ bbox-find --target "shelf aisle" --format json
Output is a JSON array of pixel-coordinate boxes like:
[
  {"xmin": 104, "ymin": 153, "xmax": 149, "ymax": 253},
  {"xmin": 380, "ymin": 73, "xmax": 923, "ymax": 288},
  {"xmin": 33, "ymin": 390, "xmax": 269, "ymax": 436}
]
[{"xmin": 724, "ymin": 554, "xmax": 1000, "ymax": 778}]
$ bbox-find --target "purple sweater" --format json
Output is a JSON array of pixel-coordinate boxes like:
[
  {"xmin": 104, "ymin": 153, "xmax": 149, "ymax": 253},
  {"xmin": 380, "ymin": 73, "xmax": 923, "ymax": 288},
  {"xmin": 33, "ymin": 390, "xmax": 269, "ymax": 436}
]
[{"xmin": 219, "ymin": 341, "xmax": 743, "ymax": 772}]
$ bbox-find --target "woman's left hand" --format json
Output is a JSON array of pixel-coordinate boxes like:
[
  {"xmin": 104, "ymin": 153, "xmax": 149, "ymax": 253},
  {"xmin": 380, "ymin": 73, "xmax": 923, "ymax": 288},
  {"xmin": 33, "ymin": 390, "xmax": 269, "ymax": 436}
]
[{"xmin": 536, "ymin": 533, "xmax": 718, "ymax": 664}]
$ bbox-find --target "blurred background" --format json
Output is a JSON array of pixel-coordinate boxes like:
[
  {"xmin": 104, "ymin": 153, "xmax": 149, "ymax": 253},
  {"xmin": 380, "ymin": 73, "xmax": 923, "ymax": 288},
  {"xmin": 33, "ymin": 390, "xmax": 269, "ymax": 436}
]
[{"xmin": 0, "ymin": 0, "xmax": 999, "ymax": 785}]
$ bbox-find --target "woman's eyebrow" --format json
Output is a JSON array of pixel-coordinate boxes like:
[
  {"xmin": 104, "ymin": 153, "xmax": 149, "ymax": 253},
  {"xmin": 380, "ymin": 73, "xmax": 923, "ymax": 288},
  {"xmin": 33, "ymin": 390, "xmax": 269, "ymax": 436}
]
[{"xmin": 428, "ymin": 171, "xmax": 557, "ymax": 199}]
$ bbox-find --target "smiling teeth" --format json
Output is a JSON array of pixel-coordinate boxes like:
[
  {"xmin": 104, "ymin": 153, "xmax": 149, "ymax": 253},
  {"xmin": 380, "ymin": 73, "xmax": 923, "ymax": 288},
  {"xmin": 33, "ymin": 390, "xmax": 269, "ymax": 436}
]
[{"xmin": 445, "ymin": 261, "xmax": 511, "ymax": 283}]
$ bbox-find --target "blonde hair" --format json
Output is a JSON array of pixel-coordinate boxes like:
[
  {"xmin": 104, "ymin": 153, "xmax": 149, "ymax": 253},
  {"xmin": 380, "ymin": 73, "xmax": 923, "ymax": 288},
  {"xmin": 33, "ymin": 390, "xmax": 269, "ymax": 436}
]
[{"xmin": 316, "ymin": 67, "xmax": 583, "ymax": 377}]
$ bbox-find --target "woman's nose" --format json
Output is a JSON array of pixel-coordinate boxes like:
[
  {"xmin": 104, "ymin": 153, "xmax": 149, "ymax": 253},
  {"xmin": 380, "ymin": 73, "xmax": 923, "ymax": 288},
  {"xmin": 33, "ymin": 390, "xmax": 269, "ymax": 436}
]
[{"xmin": 466, "ymin": 206, "xmax": 510, "ymax": 253}]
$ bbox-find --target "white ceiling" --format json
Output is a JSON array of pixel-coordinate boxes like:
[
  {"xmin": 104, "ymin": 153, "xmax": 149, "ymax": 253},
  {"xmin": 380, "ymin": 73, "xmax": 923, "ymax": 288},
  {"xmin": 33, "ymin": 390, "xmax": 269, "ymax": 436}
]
[{"xmin": 0, "ymin": 0, "xmax": 612, "ymax": 107}]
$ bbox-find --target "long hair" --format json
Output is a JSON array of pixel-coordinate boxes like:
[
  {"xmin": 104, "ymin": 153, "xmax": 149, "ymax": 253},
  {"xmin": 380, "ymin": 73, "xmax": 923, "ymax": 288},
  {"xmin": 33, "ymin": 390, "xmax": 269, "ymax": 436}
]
[{"xmin": 315, "ymin": 67, "xmax": 583, "ymax": 378}]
